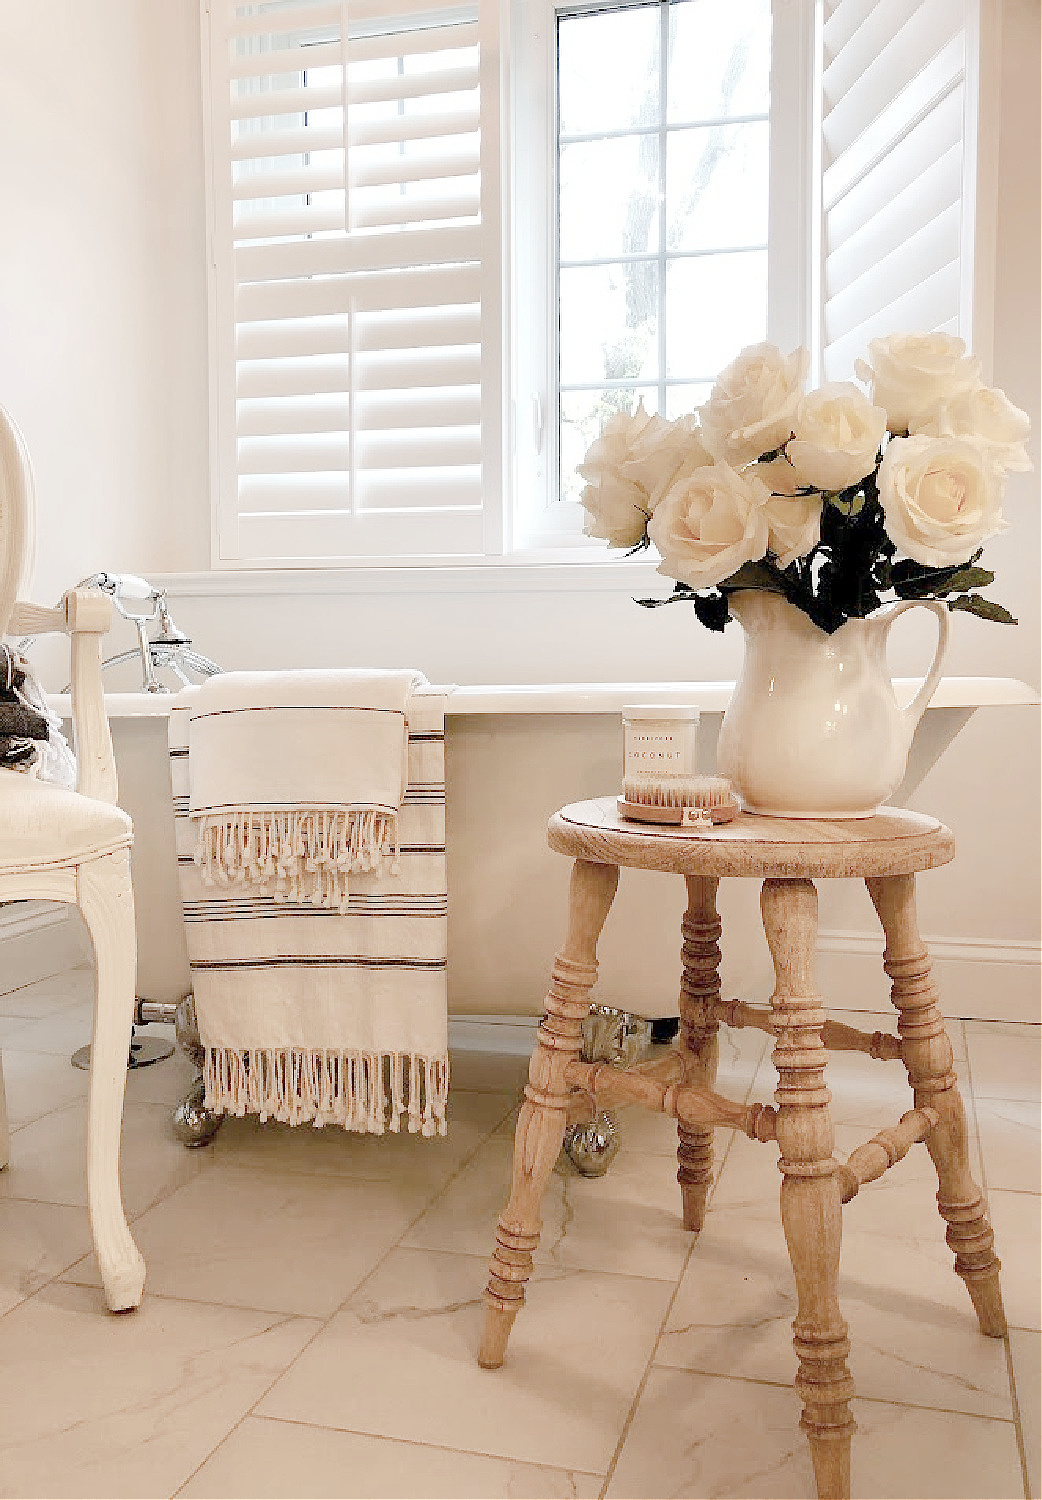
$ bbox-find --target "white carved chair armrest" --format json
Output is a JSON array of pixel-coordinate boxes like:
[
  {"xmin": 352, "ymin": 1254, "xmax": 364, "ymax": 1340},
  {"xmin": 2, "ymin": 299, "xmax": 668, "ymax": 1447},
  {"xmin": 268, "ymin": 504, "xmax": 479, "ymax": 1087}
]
[{"xmin": 8, "ymin": 587, "xmax": 117, "ymax": 804}]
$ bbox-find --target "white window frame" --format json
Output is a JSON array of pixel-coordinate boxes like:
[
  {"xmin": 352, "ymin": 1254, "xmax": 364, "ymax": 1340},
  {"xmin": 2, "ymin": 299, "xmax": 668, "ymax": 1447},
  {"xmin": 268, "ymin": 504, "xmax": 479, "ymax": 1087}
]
[
  {"xmin": 510, "ymin": 0, "xmax": 809, "ymax": 554},
  {"xmin": 200, "ymin": 0, "xmax": 994, "ymax": 575}
]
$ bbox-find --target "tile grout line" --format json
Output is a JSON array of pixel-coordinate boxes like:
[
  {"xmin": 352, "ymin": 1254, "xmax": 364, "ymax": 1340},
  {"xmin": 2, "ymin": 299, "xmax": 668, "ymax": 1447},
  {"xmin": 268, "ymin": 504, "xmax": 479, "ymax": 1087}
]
[
  {"xmin": 1004, "ymin": 1333, "xmax": 1033, "ymax": 1500},
  {"xmin": 965, "ymin": 1030, "xmax": 1035, "ymax": 1500},
  {"xmin": 598, "ymin": 1029, "xmax": 771, "ymax": 1499},
  {"xmin": 196, "ymin": 1406, "xmax": 608, "ymax": 1483},
  {"xmin": 171, "ymin": 1087, "xmax": 523, "ymax": 1499}
]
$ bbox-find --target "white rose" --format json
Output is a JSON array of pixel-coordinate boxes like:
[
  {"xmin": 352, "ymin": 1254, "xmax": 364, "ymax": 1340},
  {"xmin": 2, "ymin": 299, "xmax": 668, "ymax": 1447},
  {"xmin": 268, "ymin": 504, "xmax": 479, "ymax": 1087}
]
[
  {"xmin": 855, "ymin": 332, "xmax": 981, "ymax": 434},
  {"xmin": 698, "ymin": 344, "xmax": 807, "ymax": 468},
  {"xmin": 787, "ymin": 382, "xmax": 887, "ymax": 492},
  {"xmin": 765, "ymin": 494, "xmax": 823, "ymax": 568},
  {"xmin": 579, "ymin": 405, "xmax": 708, "ymax": 547},
  {"xmin": 877, "ymin": 435, "xmax": 1006, "ymax": 567},
  {"xmin": 619, "ymin": 412, "xmax": 712, "ymax": 511},
  {"xmin": 916, "ymin": 385, "xmax": 1032, "ymax": 474},
  {"xmin": 746, "ymin": 457, "xmax": 822, "ymax": 567},
  {"xmin": 648, "ymin": 463, "xmax": 771, "ymax": 589}
]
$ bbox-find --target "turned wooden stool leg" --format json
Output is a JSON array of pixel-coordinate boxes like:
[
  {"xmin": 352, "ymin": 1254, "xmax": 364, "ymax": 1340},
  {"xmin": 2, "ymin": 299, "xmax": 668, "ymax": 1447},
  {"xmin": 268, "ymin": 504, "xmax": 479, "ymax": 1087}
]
[
  {"xmin": 763, "ymin": 878, "xmax": 855, "ymax": 1500},
  {"xmin": 677, "ymin": 875, "xmax": 722, "ymax": 1232},
  {"xmin": 478, "ymin": 857, "xmax": 620, "ymax": 1370},
  {"xmin": 867, "ymin": 873, "xmax": 1006, "ymax": 1337}
]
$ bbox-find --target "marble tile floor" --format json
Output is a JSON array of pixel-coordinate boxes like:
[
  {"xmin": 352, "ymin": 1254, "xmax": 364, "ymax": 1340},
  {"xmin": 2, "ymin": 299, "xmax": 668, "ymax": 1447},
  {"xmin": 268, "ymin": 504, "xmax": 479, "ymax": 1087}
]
[{"xmin": 0, "ymin": 966, "xmax": 1037, "ymax": 1500}]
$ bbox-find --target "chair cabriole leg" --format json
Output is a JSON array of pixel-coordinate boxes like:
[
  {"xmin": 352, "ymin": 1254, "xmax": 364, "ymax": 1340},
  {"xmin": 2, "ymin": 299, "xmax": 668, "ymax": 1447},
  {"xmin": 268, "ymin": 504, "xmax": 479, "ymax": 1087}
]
[
  {"xmin": 0, "ymin": 1054, "xmax": 9, "ymax": 1170},
  {"xmin": 677, "ymin": 874, "xmax": 721, "ymax": 1231},
  {"xmin": 762, "ymin": 877, "xmax": 855, "ymax": 1500},
  {"xmin": 479, "ymin": 858, "xmax": 619, "ymax": 1370},
  {"xmin": 867, "ymin": 873, "xmax": 1005, "ymax": 1337},
  {"xmin": 79, "ymin": 850, "xmax": 146, "ymax": 1312}
]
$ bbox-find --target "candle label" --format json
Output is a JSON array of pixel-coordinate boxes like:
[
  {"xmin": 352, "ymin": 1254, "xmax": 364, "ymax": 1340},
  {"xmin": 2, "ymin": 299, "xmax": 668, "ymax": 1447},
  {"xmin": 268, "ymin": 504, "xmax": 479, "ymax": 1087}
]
[{"xmin": 624, "ymin": 727, "xmax": 694, "ymax": 777}]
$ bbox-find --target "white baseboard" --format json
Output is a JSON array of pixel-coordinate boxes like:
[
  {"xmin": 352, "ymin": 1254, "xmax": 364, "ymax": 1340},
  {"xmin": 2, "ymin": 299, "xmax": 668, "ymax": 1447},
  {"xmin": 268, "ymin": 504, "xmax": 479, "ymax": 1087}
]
[
  {"xmin": 0, "ymin": 902, "xmax": 91, "ymax": 995},
  {"xmin": 815, "ymin": 930, "xmax": 1041, "ymax": 1023},
  {"xmin": 450, "ymin": 934, "xmax": 1040, "ymax": 1042},
  {"xmin": 5, "ymin": 905, "xmax": 1033, "ymax": 1025},
  {"xmin": 448, "ymin": 1014, "xmax": 540, "ymax": 1055}
]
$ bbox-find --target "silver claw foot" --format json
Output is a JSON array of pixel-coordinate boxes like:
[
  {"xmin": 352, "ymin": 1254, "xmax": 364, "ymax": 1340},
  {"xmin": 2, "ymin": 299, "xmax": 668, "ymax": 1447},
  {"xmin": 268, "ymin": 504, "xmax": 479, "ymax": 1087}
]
[
  {"xmin": 563, "ymin": 1111, "xmax": 621, "ymax": 1176},
  {"xmin": 562, "ymin": 1004, "xmax": 652, "ymax": 1177},
  {"xmin": 174, "ymin": 992, "xmax": 205, "ymax": 1069},
  {"xmin": 171, "ymin": 1076, "xmax": 224, "ymax": 1147},
  {"xmin": 171, "ymin": 992, "xmax": 224, "ymax": 1146}
]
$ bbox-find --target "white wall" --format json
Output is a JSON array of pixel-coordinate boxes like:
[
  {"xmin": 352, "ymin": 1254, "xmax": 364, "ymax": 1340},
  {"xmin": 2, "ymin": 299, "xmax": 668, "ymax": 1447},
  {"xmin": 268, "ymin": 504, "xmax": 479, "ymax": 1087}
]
[
  {"xmin": 1, "ymin": 0, "xmax": 1038, "ymax": 1016},
  {"xmin": 0, "ymin": 0, "xmax": 210, "ymax": 602}
]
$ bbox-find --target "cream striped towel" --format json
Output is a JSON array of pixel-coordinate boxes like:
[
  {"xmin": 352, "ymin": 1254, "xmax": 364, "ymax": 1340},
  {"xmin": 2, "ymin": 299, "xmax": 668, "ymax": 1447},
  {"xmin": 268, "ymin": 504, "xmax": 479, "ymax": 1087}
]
[{"xmin": 168, "ymin": 670, "xmax": 449, "ymax": 1136}]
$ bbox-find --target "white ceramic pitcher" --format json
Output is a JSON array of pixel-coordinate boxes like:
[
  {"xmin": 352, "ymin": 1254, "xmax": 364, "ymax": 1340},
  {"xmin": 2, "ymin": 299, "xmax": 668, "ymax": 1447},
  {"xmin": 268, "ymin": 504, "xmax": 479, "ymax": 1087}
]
[{"xmin": 716, "ymin": 590, "xmax": 950, "ymax": 818}]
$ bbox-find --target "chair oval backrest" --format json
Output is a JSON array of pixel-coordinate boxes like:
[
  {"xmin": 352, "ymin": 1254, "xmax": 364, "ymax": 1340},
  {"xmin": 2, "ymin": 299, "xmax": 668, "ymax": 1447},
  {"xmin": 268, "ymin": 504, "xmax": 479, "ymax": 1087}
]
[{"xmin": 0, "ymin": 406, "xmax": 37, "ymax": 638}]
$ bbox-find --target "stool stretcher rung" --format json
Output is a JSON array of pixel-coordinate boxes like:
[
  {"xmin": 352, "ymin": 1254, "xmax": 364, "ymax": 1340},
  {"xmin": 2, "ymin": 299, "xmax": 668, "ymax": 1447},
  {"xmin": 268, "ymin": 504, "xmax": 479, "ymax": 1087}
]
[
  {"xmin": 711, "ymin": 998, "xmax": 903, "ymax": 1061},
  {"xmin": 563, "ymin": 1059, "xmax": 777, "ymax": 1142},
  {"xmin": 834, "ymin": 1107, "xmax": 940, "ymax": 1203}
]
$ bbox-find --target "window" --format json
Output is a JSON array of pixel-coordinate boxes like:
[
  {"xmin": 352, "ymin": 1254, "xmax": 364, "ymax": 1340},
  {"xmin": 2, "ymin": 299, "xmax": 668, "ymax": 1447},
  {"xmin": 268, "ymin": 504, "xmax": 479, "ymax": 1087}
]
[
  {"xmin": 204, "ymin": 0, "xmax": 504, "ymax": 564},
  {"xmin": 202, "ymin": 0, "xmax": 989, "ymax": 568},
  {"xmin": 512, "ymin": 0, "xmax": 790, "ymax": 548}
]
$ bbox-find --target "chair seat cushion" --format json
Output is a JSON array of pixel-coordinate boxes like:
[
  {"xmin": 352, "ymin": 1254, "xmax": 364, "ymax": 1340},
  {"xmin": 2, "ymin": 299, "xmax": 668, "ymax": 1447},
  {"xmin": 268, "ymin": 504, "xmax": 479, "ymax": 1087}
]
[{"xmin": 0, "ymin": 768, "xmax": 132, "ymax": 871}]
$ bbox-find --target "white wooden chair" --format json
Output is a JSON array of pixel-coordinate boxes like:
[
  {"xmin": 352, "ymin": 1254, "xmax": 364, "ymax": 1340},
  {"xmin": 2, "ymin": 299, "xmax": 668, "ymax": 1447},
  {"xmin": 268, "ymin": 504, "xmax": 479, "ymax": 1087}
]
[{"xmin": 0, "ymin": 405, "xmax": 145, "ymax": 1311}]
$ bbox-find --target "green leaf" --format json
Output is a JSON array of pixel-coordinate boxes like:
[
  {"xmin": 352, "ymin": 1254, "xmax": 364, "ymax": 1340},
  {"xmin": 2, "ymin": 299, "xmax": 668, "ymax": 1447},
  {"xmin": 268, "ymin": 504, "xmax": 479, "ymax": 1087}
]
[
  {"xmin": 935, "ymin": 566, "xmax": 995, "ymax": 594},
  {"xmin": 947, "ymin": 594, "xmax": 1018, "ymax": 625},
  {"xmin": 892, "ymin": 558, "xmax": 995, "ymax": 599},
  {"xmin": 636, "ymin": 593, "xmax": 683, "ymax": 609},
  {"xmin": 692, "ymin": 591, "xmax": 731, "ymax": 632},
  {"xmin": 823, "ymin": 489, "xmax": 867, "ymax": 517},
  {"xmin": 720, "ymin": 561, "xmax": 788, "ymax": 595}
]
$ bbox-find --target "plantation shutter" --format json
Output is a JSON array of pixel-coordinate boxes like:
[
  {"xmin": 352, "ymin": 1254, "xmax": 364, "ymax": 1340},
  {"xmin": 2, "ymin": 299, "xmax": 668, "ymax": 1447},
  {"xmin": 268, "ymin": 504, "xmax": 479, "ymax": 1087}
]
[
  {"xmin": 203, "ymin": 0, "xmax": 503, "ymax": 564},
  {"xmin": 813, "ymin": 0, "xmax": 981, "ymax": 382}
]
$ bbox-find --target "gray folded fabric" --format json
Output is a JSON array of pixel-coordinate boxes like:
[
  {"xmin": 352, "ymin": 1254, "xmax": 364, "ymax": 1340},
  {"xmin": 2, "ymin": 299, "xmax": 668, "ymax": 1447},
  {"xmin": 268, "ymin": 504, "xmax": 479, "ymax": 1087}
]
[{"xmin": 0, "ymin": 644, "xmax": 51, "ymax": 767}]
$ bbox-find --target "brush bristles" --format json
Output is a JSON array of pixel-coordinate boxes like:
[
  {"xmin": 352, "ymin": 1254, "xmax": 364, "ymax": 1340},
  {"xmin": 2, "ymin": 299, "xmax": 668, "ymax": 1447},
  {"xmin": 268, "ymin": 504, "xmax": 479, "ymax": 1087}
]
[{"xmin": 622, "ymin": 774, "xmax": 734, "ymax": 809}]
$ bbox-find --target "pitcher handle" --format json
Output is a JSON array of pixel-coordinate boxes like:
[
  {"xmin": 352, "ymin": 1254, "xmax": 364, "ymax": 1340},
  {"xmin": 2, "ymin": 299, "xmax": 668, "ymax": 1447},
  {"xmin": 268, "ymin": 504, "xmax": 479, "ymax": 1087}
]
[{"xmin": 878, "ymin": 598, "xmax": 950, "ymax": 731}]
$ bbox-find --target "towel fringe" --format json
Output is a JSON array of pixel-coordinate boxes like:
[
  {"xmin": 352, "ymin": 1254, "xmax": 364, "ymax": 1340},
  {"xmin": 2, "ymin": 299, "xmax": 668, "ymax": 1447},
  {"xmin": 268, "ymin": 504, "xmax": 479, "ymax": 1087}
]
[
  {"xmin": 202, "ymin": 1046, "xmax": 449, "ymax": 1135},
  {"xmin": 193, "ymin": 807, "xmax": 400, "ymax": 911}
]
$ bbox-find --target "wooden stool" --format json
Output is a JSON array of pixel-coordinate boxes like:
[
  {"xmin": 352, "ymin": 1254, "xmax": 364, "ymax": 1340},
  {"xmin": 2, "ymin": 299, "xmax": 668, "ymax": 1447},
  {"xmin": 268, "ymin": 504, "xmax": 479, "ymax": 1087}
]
[{"xmin": 477, "ymin": 798, "xmax": 1005, "ymax": 1500}]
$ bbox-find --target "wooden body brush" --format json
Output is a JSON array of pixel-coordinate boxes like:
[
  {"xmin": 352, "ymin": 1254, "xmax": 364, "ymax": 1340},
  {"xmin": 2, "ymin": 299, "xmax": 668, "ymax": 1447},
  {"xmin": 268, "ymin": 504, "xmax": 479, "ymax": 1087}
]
[{"xmin": 617, "ymin": 774, "xmax": 740, "ymax": 827}]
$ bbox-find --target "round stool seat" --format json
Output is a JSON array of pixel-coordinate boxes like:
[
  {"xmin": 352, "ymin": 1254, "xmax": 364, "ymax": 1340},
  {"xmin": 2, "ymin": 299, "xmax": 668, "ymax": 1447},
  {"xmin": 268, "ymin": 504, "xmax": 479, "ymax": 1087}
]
[{"xmin": 549, "ymin": 797, "xmax": 954, "ymax": 880}]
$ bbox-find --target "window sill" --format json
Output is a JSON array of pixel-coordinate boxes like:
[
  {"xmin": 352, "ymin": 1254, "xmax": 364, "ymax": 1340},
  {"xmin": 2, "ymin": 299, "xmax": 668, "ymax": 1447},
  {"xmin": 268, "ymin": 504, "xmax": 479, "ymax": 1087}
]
[{"xmin": 154, "ymin": 552, "xmax": 669, "ymax": 599}]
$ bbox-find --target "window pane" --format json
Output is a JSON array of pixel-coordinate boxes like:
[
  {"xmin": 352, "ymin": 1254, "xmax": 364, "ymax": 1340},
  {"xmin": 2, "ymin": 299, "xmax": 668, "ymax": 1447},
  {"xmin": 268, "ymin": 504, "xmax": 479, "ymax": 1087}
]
[
  {"xmin": 666, "ymin": 0, "xmax": 771, "ymax": 122},
  {"xmin": 560, "ymin": 262, "xmax": 660, "ymax": 386},
  {"xmin": 665, "ymin": 380, "xmax": 714, "ymax": 419},
  {"xmin": 558, "ymin": 5, "xmax": 661, "ymax": 137},
  {"xmin": 561, "ymin": 385, "xmax": 659, "ymax": 504},
  {"xmin": 560, "ymin": 136, "xmax": 661, "ymax": 261},
  {"xmin": 553, "ymin": 0, "xmax": 771, "ymax": 512},
  {"xmin": 667, "ymin": 121, "xmax": 769, "ymax": 252},
  {"xmin": 665, "ymin": 249, "xmax": 767, "ymax": 378}
]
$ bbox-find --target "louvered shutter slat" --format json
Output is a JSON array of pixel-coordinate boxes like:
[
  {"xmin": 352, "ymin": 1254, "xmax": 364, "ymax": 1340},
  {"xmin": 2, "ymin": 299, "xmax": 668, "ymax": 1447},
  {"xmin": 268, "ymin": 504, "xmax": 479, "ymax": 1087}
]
[
  {"xmin": 825, "ymin": 203, "xmax": 962, "ymax": 347},
  {"xmin": 824, "ymin": 262, "xmax": 962, "ymax": 381},
  {"xmin": 230, "ymin": 39, "xmax": 344, "ymax": 80},
  {"xmin": 825, "ymin": 144, "xmax": 962, "ymax": 299},
  {"xmin": 206, "ymin": 0, "xmax": 500, "ymax": 562},
  {"xmin": 235, "ymin": 265, "xmax": 481, "ymax": 322},
  {"xmin": 822, "ymin": 0, "xmax": 959, "ymax": 160},
  {"xmin": 814, "ymin": 0, "xmax": 977, "ymax": 384},
  {"xmin": 237, "ymin": 226, "xmax": 483, "ymax": 283},
  {"xmin": 233, "ymin": 207, "xmax": 347, "ymax": 243},
  {"xmin": 231, "ymin": 82, "xmax": 342, "ymax": 120},
  {"xmin": 825, "ymin": 88, "xmax": 963, "ymax": 254},
  {"xmin": 237, "ymin": 361, "xmax": 351, "ymax": 399},
  {"xmin": 228, "ymin": 2, "xmax": 343, "ymax": 41},
  {"xmin": 822, "ymin": 34, "xmax": 963, "ymax": 209}
]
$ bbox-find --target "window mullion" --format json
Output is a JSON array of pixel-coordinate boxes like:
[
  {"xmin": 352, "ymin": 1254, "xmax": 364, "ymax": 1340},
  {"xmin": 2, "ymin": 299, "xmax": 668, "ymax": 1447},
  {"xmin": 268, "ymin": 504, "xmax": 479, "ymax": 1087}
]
[{"xmin": 657, "ymin": 0, "xmax": 668, "ymax": 417}]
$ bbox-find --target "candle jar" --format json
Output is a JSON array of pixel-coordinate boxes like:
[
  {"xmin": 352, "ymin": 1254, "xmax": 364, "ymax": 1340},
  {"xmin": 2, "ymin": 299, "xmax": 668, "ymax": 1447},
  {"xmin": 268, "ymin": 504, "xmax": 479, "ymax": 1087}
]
[{"xmin": 621, "ymin": 705, "xmax": 700, "ymax": 805}]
